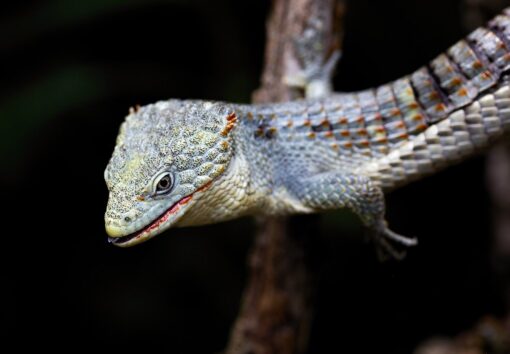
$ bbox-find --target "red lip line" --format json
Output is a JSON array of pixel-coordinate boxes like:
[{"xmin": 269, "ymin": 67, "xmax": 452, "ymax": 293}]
[
  {"xmin": 109, "ymin": 194, "xmax": 193, "ymax": 245},
  {"xmin": 142, "ymin": 195, "xmax": 192, "ymax": 236},
  {"xmin": 110, "ymin": 181, "xmax": 214, "ymax": 245}
]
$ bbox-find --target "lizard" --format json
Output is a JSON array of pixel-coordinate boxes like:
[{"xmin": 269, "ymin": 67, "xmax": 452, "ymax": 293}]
[{"xmin": 104, "ymin": 9, "xmax": 510, "ymax": 255}]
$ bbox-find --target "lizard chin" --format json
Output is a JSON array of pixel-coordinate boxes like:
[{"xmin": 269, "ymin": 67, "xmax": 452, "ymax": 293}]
[{"xmin": 108, "ymin": 195, "xmax": 193, "ymax": 247}]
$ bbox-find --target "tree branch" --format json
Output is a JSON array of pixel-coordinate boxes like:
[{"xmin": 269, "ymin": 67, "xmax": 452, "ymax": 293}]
[{"xmin": 225, "ymin": 1, "xmax": 345, "ymax": 353}]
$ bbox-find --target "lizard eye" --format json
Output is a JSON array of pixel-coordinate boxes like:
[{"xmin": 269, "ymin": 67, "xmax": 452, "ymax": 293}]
[{"xmin": 154, "ymin": 173, "xmax": 174, "ymax": 195}]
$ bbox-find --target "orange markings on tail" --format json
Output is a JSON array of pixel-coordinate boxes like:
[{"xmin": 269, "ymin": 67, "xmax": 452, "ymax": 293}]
[
  {"xmin": 337, "ymin": 117, "xmax": 348, "ymax": 125},
  {"xmin": 450, "ymin": 77, "xmax": 462, "ymax": 87},
  {"xmin": 457, "ymin": 88, "xmax": 468, "ymax": 97},
  {"xmin": 393, "ymin": 132, "xmax": 409, "ymax": 140},
  {"xmin": 374, "ymin": 136, "xmax": 388, "ymax": 144},
  {"xmin": 414, "ymin": 123, "xmax": 428, "ymax": 132},
  {"xmin": 356, "ymin": 128, "xmax": 368, "ymax": 136},
  {"xmin": 428, "ymin": 91, "xmax": 440, "ymax": 100},
  {"xmin": 412, "ymin": 114, "xmax": 424, "ymax": 121},
  {"xmin": 434, "ymin": 103, "xmax": 446, "ymax": 112},
  {"xmin": 407, "ymin": 102, "xmax": 419, "ymax": 110},
  {"xmin": 480, "ymin": 71, "xmax": 492, "ymax": 80},
  {"xmin": 390, "ymin": 108, "xmax": 401, "ymax": 117},
  {"xmin": 394, "ymin": 121, "xmax": 406, "ymax": 129},
  {"xmin": 472, "ymin": 60, "xmax": 483, "ymax": 70}
]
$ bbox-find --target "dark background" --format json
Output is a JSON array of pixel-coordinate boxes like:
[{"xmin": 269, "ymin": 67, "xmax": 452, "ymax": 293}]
[{"xmin": 1, "ymin": 0, "xmax": 508, "ymax": 352}]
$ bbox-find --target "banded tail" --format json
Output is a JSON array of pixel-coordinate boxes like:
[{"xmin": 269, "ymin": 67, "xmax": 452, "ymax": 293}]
[
  {"xmin": 360, "ymin": 8, "xmax": 510, "ymax": 190},
  {"xmin": 242, "ymin": 9, "xmax": 510, "ymax": 190}
]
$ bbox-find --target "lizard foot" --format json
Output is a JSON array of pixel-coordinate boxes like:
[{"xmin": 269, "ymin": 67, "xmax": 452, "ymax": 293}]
[
  {"xmin": 288, "ymin": 171, "xmax": 416, "ymax": 260},
  {"xmin": 368, "ymin": 221, "xmax": 418, "ymax": 261},
  {"xmin": 283, "ymin": 50, "xmax": 341, "ymax": 98}
]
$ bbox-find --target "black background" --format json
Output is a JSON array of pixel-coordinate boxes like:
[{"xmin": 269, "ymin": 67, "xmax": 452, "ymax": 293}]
[{"xmin": 1, "ymin": 0, "xmax": 508, "ymax": 352}]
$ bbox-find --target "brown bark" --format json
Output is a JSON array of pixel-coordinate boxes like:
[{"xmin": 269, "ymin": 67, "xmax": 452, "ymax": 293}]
[
  {"xmin": 225, "ymin": 216, "xmax": 317, "ymax": 354},
  {"xmin": 225, "ymin": 1, "xmax": 345, "ymax": 353}
]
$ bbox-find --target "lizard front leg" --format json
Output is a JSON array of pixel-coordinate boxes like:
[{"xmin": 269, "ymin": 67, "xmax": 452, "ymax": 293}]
[{"xmin": 287, "ymin": 172, "xmax": 417, "ymax": 259}]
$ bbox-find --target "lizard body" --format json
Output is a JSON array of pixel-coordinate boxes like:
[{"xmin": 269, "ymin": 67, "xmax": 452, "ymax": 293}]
[{"xmin": 104, "ymin": 10, "xmax": 510, "ymax": 249}]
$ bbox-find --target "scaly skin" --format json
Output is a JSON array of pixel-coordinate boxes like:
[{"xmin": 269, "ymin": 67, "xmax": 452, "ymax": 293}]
[{"xmin": 105, "ymin": 10, "xmax": 510, "ymax": 249}]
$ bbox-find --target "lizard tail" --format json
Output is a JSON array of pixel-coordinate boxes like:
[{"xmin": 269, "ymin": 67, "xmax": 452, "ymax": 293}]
[
  {"xmin": 360, "ymin": 83, "xmax": 510, "ymax": 191},
  {"xmin": 358, "ymin": 9, "xmax": 510, "ymax": 190}
]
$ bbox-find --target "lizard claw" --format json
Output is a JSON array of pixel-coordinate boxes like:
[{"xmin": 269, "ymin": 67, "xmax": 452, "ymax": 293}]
[
  {"xmin": 368, "ymin": 221, "xmax": 418, "ymax": 261},
  {"xmin": 383, "ymin": 226, "xmax": 418, "ymax": 247}
]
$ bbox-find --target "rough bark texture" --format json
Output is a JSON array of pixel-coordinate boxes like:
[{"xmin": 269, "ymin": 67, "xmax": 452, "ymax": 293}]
[
  {"xmin": 225, "ymin": 217, "xmax": 317, "ymax": 354},
  {"xmin": 225, "ymin": 1, "xmax": 345, "ymax": 353}
]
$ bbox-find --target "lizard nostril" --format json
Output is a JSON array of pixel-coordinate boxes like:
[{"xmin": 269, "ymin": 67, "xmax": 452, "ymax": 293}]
[{"xmin": 124, "ymin": 216, "xmax": 132, "ymax": 222}]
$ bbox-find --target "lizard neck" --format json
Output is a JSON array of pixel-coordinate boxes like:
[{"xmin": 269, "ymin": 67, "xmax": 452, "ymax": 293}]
[
  {"xmin": 233, "ymin": 105, "xmax": 315, "ymax": 215},
  {"xmin": 176, "ymin": 119, "xmax": 267, "ymax": 227}
]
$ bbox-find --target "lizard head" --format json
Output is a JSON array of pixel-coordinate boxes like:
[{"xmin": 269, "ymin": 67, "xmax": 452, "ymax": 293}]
[{"xmin": 104, "ymin": 100, "xmax": 237, "ymax": 247}]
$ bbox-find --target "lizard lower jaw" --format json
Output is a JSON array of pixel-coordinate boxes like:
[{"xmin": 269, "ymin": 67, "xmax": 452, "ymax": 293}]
[{"xmin": 107, "ymin": 195, "xmax": 193, "ymax": 247}]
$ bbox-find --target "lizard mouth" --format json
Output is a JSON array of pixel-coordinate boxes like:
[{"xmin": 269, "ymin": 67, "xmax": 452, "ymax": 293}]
[{"xmin": 108, "ymin": 194, "xmax": 193, "ymax": 246}]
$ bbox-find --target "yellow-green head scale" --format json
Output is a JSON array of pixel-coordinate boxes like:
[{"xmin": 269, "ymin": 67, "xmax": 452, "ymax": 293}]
[{"xmin": 104, "ymin": 100, "xmax": 236, "ymax": 246}]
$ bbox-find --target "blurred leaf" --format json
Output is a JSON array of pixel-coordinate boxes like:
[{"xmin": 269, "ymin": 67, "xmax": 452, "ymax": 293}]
[
  {"xmin": 0, "ymin": 65, "xmax": 108, "ymax": 166},
  {"xmin": 0, "ymin": 0, "xmax": 191, "ymax": 50}
]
